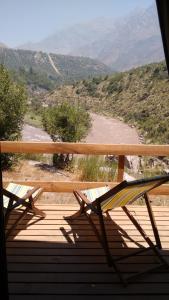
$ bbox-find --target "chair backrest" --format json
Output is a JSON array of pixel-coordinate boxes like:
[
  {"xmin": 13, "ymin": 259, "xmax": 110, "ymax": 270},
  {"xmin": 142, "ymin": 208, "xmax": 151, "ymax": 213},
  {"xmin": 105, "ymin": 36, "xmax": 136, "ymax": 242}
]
[
  {"xmin": 98, "ymin": 175, "xmax": 169, "ymax": 212},
  {"xmin": 3, "ymin": 183, "xmax": 41, "ymax": 209},
  {"xmin": 82, "ymin": 186, "xmax": 110, "ymax": 203}
]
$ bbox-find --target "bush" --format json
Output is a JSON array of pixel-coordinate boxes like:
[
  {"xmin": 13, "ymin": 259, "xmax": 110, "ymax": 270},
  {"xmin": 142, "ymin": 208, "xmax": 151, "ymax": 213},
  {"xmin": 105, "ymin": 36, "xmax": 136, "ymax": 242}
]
[
  {"xmin": 0, "ymin": 65, "xmax": 27, "ymax": 169},
  {"xmin": 42, "ymin": 101, "xmax": 91, "ymax": 168},
  {"xmin": 77, "ymin": 156, "xmax": 117, "ymax": 181}
]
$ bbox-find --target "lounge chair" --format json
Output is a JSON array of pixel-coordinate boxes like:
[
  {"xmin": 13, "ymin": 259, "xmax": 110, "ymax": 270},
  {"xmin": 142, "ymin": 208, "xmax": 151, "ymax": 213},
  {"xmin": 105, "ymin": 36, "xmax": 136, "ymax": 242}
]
[
  {"xmin": 3, "ymin": 183, "xmax": 46, "ymax": 238},
  {"xmin": 73, "ymin": 175, "xmax": 169, "ymax": 285}
]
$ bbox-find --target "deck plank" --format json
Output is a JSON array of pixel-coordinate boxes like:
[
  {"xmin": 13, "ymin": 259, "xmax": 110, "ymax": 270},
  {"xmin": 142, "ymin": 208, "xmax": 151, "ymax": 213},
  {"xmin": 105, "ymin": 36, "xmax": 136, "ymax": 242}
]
[{"xmin": 7, "ymin": 204, "xmax": 169, "ymax": 300}]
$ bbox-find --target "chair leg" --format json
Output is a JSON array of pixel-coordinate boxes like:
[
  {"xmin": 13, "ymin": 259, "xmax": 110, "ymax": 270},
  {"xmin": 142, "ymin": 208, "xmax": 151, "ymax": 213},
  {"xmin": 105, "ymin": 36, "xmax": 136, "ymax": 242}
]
[
  {"xmin": 97, "ymin": 210, "xmax": 112, "ymax": 266},
  {"xmin": 144, "ymin": 193, "xmax": 162, "ymax": 249},
  {"xmin": 96, "ymin": 203, "xmax": 126, "ymax": 285},
  {"xmin": 122, "ymin": 206, "xmax": 169, "ymax": 269},
  {"xmin": 122, "ymin": 206, "xmax": 156, "ymax": 248},
  {"xmin": 30, "ymin": 204, "xmax": 46, "ymax": 218},
  {"xmin": 29, "ymin": 195, "xmax": 46, "ymax": 218},
  {"xmin": 71, "ymin": 193, "xmax": 86, "ymax": 218}
]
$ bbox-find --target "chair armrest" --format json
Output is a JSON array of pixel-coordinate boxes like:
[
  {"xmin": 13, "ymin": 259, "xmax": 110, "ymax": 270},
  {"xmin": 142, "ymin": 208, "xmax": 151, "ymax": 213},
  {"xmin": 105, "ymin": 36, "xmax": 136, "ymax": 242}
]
[
  {"xmin": 10, "ymin": 187, "xmax": 43, "ymax": 210},
  {"xmin": 21, "ymin": 186, "xmax": 42, "ymax": 200},
  {"xmin": 73, "ymin": 190, "xmax": 91, "ymax": 205}
]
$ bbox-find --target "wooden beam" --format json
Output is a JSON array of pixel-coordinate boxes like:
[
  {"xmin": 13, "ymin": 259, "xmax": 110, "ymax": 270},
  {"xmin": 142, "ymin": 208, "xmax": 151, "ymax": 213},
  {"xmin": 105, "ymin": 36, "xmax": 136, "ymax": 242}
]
[
  {"xmin": 3, "ymin": 180, "xmax": 169, "ymax": 194},
  {"xmin": 1, "ymin": 141, "xmax": 169, "ymax": 156},
  {"xmin": 117, "ymin": 155, "xmax": 125, "ymax": 181}
]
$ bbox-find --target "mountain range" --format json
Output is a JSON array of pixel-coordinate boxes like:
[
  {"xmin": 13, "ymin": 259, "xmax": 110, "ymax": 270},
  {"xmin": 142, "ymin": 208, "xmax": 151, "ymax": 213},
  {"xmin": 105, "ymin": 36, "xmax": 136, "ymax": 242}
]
[
  {"xmin": 0, "ymin": 47, "xmax": 111, "ymax": 91},
  {"xmin": 18, "ymin": 3, "xmax": 165, "ymax": 71}
]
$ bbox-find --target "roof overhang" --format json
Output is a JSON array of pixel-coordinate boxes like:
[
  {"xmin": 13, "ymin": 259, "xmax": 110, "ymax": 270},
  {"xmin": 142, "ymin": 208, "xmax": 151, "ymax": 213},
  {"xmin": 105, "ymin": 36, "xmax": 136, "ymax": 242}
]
[{"xmin": 156, "ymin": 0, "xmax": 169, "ymax": 74}]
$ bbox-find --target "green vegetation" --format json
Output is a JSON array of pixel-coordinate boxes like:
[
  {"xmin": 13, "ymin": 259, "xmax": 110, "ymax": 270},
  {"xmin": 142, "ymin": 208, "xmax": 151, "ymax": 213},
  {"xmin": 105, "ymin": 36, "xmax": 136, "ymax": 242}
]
[
  {"xmin": 24, "ymin": 111, "xmax": 42, "ymax": 128},
  {"xmin": 11, "ymin": 67, "xmax": 56, "ymax": 91},
  {"xmin": 0, "ymin": 65, "xmax": 27, "ymax": 169},
  {"xmin": 0, "ymin": 48, "xmax": 111, "ymax": 92},
  {"xmin": 45, "ymin": 61, "xmax": 169, "ymax": 144},
  {"xmin": 42, "ymin": 101, "xmax": 91, "ymax": 142},
  {"xmin": 77, "ymin": 156, "xmax": 117, "ymax": 182},
  {"xmin": 24, "ymin": 96, "xmax": 43, "ymax": 128},
  {"xmin": 138, "ymin": 157, "xmax": 166, "ymax": 178},
  {"xmin": 42, "ymin": 101, "xmax": 91, "ymax": 168},
  {"xmin": 106, "ymin": 72, "xmax": 123, "ymax": 94}
]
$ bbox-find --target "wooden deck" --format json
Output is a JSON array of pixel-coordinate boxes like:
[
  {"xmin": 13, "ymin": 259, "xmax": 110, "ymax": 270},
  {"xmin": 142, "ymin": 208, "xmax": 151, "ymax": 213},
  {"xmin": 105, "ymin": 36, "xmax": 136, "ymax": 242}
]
[{"xmin": 6, "ymin": 204, "xmax": 169, "ymax": 300}]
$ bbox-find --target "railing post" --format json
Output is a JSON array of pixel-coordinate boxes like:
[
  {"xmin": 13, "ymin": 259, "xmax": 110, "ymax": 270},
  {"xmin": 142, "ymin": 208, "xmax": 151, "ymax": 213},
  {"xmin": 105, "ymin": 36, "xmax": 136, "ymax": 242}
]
[
  {"xmin": 0, "ymin": 143, "xmax": 9, "ymax": 299},
  {"xmin": 117, "ymin": 155, "xmax": 125, "ymax": 182}
]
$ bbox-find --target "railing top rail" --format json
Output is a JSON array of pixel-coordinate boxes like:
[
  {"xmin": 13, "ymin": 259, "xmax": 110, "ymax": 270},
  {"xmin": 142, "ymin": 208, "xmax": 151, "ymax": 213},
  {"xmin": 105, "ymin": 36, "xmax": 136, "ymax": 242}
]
[
  {"xmin": 1, "ymin": 141, "xmax": 169, "ymax": 156},
  {"xmin": 3, "ymin": 180, "xmax": 169, "ymax": 194}
]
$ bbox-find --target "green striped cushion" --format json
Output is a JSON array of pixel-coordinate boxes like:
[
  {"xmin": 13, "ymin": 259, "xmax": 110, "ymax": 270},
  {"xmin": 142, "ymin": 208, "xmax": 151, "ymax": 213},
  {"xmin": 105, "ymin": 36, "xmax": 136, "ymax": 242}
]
[
  {"xmin": 100, "ymin": 180, "xmax": 161, "ymax": 212},
  {"xmin": 3, "ymin": 183, "xmax": 41, "ymax": 209},
  {"xmin": 81, "ymin": 179, "xmax": 162, "ymax": 213},
  {"xmin": 82, "ymin": 186, "xmax": 110, "ymax": 203}
]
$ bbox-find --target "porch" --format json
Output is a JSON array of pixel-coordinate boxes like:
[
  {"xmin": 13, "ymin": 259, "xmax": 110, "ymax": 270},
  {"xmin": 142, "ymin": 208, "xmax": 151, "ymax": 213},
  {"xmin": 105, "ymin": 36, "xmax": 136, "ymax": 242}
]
[
  {"xmin": 7, "ymin": 203, "xmax": 169, "ymax": 300},
  {"xmin": 1, "ymin": 141, "xmax": 169, "ymax": 299}
]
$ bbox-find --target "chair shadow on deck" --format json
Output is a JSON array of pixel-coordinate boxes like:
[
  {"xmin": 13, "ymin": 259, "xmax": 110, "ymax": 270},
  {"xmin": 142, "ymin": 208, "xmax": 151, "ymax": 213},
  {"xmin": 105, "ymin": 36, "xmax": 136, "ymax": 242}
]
[
  {"xmin": 6, "ymin": 208, "xmax": 45, "ymax": 240},
  {"xmin": 62, "ymin": 176, "xmax": 169, "ymax": 285},
  {"xmin": 6, "ymin": 204, "xmax": 169, "ymax": 298},
  {"xmin": 61, "ymin": 210, "xmax": 144, "ymax": 248},
  {"xmin": 3, "ymin": 183, "xmax": 46, "ymax": 240},
  {"xmin": 61, "ymin": 210, "xmax": 169, "ymax": 285}
]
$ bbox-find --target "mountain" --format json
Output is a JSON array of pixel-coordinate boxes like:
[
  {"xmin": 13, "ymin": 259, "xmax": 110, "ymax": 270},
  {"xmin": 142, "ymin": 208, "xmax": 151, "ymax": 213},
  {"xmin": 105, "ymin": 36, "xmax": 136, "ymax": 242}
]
[
  {"xmin": 0, "ymin": 47, "xmax": 111, "ymax": 91},
  {"xmin": 19, "ymin": 17, "xmax": 115, "ymax": 55},
  {"xmin": 18, "ymin": 4, "xmax": 165, "ymax": 71},
  {"xmin": 42, "ymin": 61, "xmax": 169, "ymax": 144},
  {"xmin": 0, "ymin": 42, "xmax": 8, "ymax": 48}
]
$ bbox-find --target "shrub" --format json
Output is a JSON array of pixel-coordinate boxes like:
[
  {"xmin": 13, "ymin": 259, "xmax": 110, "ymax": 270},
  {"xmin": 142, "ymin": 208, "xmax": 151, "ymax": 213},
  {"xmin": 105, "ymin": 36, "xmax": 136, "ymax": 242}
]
[
  {"xmin": 42, "ymin": 101, "xmax": 91, "ymax": 168},
  {"xmin": 0, "ymin": 65, "xmax": 27, "ymax": 169},
  {"xmin": 77, "ymin": 156, "xmax": 117, "ymax": 182}
]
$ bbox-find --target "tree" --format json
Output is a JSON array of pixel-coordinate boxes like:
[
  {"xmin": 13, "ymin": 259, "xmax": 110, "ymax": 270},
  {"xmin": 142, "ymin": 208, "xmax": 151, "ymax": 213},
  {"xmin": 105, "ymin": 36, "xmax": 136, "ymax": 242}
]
[
  {"xmin": 0, "ymin": 65, "xmax": 27, "ymax": 169},
  {"xmin": 42, "ymin": 101, "xmax": 91, "ymax": 167}
]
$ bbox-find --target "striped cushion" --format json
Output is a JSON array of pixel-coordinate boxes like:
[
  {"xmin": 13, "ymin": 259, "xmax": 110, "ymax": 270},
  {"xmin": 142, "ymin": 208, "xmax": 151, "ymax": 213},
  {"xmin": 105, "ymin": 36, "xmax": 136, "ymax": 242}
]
[
  {"xmin": 81, "ymin": 179, "xmax": 162, "ymax": 213},
  {"xmin": 3, "ymin": 183, "xmax": 41, "ymax": 209},
  {"xmin": 101, "ymin": 180, "xmax": 161, "ymax": 212},
  {"xmin": 82, "ymin": 186, "xmax": 110, "ymax": 203}
]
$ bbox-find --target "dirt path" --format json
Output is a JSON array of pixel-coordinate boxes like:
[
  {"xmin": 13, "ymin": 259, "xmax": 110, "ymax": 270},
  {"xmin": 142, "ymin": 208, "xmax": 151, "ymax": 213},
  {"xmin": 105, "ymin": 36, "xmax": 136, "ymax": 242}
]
[{"xmin": 22, "ymin": 124, "xmax": 52, "ymax": 141}]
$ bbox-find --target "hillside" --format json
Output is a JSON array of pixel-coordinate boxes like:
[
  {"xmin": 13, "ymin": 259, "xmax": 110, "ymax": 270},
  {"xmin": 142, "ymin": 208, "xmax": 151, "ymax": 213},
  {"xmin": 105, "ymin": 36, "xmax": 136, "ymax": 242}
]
[
  {"xmin": 42, "ymin": 61, "xmax": 169, "ymax": 144},
  {"xmin": 18, "ymin": 3, "xmax": 164, "ymax": 71},
  {"xmin": 0, "ymin": 47, "xmax": 111, "ymax": 91}
]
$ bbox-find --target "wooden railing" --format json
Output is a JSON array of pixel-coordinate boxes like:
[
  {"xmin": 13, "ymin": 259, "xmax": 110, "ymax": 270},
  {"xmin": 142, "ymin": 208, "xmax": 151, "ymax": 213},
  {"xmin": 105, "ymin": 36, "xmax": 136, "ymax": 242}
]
[{"xmin": 1, "ymin": 141, "xmax": 169, "ymax": 195}]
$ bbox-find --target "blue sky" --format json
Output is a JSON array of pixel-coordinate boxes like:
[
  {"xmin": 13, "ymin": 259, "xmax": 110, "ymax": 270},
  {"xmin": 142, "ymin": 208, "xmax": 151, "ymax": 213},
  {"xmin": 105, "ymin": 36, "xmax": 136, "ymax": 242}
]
[{"xmin": 1, "ymin": 0, "xmax": 155, "ymax": 47}]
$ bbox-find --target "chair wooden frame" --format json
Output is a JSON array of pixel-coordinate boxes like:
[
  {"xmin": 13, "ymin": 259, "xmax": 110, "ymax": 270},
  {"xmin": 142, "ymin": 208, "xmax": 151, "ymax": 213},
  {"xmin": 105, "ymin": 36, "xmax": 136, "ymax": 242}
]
[
  {"xmin": 3, "ymin": 184, "xmax": 46, "ymax": 238},
  {"xmin": 73, "ymin": 175, "xmax": 169, "ymax": 285}
]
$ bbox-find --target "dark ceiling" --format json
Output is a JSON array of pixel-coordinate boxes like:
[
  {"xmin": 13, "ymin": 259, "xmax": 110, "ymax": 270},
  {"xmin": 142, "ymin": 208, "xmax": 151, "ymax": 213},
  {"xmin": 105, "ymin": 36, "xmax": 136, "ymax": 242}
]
[{"xmin": 156, "ymin": 0, "xmax": 169, "ymax": 74}]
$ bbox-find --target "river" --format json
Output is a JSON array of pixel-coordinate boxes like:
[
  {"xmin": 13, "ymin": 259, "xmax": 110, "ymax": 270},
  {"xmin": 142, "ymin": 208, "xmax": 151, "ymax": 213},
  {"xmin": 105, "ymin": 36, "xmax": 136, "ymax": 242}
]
[
  {"xmin": 22, "ymin": 113, "xmax": 140, "ymax": 173},
  {"xmin": 22, "ymin": 113, "xmax": 140, "ymax": 144}
]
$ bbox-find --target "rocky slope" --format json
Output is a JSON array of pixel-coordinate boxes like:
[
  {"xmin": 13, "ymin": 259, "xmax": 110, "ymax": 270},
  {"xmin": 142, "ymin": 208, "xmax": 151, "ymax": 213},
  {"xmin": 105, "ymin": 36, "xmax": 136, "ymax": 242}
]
[{"xmin": 42, "ymin": 61, "xmax": 169, "ymax": 144}]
